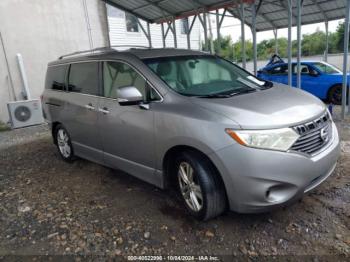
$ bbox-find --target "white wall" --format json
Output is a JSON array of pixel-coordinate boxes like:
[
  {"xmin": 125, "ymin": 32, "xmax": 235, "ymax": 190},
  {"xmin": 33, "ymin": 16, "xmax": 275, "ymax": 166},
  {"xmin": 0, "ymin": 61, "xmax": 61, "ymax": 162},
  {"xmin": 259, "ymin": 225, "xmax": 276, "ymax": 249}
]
[
  {"xmin": 106, "ymin": 5, "xmax": 201, "ymax": 50},
  {"xmin": 0, "ymin": 0, "xmax": 108, "ymax": 123}
]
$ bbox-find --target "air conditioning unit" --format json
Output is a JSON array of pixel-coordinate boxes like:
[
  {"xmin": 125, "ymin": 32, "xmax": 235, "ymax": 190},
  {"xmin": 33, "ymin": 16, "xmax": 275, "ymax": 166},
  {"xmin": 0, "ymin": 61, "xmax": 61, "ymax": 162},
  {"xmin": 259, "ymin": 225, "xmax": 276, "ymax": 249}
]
[{"xmin": 7, "ymin": 99, "xmax": 44, "ymax": 129}]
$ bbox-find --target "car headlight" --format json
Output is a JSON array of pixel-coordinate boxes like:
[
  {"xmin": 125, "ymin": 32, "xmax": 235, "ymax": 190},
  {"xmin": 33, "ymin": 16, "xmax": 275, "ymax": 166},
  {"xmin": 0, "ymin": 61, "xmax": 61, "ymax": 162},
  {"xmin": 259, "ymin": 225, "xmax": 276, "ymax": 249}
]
[{"xmin": 225, "ymin": 128, "xmax": 300, "ymax": 151}]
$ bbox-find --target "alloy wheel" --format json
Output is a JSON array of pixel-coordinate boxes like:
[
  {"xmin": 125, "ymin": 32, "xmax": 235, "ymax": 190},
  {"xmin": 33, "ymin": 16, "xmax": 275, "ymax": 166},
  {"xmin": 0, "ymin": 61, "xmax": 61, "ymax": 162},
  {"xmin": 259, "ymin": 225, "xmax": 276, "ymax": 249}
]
[
  {"xmin": 57, "ymin": 129, "xmax": 71, "ymax": 158},
  {"xmin": 178, "ymin": 161, "xmax": 203, "ymax": 212}
]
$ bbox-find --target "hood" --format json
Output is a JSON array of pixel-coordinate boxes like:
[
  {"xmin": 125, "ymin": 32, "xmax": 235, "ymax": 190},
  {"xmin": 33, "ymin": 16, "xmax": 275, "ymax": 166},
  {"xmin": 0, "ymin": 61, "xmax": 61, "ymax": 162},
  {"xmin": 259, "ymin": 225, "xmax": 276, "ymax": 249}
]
[{"xmin": 191, "ymin": 84, "xmax": 326, "ymax": 129}]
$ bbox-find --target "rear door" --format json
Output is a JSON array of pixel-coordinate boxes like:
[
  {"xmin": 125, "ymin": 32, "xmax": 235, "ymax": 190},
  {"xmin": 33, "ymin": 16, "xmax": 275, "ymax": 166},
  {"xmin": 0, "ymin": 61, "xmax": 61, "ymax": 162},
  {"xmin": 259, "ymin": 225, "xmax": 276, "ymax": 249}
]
[{"xmin": 60, "ymin": 61, "xmax": 103, "ymax": 163}]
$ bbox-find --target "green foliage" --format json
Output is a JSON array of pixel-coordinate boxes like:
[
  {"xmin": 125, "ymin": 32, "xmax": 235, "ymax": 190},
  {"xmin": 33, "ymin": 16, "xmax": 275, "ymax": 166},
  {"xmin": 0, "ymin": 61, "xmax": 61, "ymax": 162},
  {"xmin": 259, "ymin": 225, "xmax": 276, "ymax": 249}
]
[
  {"xmin": 201, "ymin": 21, "xmax": 349, "ymax": 62},
  {"xmin": 301, "ymin": 29, "xmax": 326, "ymax": 56}
]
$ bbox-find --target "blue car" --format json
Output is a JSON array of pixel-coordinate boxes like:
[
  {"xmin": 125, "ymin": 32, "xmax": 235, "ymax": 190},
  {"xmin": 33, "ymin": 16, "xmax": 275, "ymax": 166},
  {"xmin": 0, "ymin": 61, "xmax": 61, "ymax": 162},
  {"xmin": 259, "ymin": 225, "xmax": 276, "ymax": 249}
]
[{"xmin": 257, "ymin": 55, "xmax": 349, "ymax": 105}]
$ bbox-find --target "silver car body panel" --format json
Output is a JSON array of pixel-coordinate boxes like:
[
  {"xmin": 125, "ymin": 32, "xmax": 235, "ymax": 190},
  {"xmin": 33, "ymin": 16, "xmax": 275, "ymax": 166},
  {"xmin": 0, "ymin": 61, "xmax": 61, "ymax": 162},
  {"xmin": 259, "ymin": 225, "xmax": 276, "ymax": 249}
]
[{"xmin": 42, "ymin": 48, "xmax": 341, "ymax": 213}]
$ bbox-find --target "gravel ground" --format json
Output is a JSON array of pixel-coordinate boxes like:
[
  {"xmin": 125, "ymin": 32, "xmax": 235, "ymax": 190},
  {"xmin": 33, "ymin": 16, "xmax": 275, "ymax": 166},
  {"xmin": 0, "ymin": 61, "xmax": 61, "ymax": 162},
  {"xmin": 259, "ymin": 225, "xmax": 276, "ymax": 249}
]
[{"xmin": 0, "ymin": 113, "xmax": 349, "ymax": 260}]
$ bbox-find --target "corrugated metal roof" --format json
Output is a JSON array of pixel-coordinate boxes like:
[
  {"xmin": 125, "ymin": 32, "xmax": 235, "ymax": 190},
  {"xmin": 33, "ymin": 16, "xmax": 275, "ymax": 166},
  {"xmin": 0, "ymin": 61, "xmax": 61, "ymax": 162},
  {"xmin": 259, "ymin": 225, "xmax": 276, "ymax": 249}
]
[
  {"xmin": 227, "ymin": 0, "xmax": 347, "ymax": 31},
  {"xmin": 102, "ymin": 0, "xmax": 347, "ymax": 31},
  {"xmin": 102, "ymin": 0, "xmax": 254, "ymax": 23}
]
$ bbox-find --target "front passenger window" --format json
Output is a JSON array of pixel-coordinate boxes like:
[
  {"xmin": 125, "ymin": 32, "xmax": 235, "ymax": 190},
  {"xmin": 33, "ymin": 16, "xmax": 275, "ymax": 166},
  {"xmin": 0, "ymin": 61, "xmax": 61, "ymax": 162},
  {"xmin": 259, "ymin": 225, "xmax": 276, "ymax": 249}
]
[
  {"xmin": 103, "ymin": 62, "xmax": 147, "ymax": 100},
  {"xmin": 103, "ymin": 61, "xmax": 160, "ymax": 101}
]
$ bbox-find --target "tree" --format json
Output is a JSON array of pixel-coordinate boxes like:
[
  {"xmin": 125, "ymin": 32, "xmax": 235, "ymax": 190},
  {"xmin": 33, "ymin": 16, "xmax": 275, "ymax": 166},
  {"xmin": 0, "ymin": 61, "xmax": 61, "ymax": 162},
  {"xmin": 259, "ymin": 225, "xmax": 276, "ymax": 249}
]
[
  {"xmin": 334, "ymin": 22, "xmax": 350, "ymax": 51},
  {"xmin": 301, "ymin": 29, "xmax": 326, "ymax": 56},
  {"xmin": 200, "ymin": 22, "xmax": 348, "ymax": 62}
]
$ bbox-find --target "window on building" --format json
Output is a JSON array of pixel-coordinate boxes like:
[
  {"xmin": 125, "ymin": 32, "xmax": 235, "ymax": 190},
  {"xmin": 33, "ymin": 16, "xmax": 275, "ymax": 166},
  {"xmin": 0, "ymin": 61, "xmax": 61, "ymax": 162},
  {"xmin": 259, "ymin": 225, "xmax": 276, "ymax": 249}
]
[
  {"xmin": 68, "ymin": 62, "xmax": 99, "ymax": 95},
  {"xmin": 125, "ymin": 13, "xmax": 139, "ymax": 32},
  {"xmin": 180, "ymin": 18, "xmax": 189, "ymax": 34}
]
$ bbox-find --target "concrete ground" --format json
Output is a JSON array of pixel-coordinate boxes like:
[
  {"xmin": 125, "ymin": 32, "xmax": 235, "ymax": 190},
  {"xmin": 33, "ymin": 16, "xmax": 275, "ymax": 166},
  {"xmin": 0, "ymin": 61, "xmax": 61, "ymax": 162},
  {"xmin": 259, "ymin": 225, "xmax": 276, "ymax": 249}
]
[{"xmin": 0, "ymin": 110, "xmax": 349, "ymax": 260}]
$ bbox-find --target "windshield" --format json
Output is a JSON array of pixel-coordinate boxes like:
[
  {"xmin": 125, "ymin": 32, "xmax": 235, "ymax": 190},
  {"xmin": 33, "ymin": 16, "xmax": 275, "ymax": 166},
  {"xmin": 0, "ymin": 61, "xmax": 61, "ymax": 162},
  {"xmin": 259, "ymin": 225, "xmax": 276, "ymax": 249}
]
[
  {"xmin": 313, "ymin": 62, "xmax": 342, "ymax": 74},
  {"xmin": 143, "ymin": 55, "xmax": 269, "ymax": 97}
]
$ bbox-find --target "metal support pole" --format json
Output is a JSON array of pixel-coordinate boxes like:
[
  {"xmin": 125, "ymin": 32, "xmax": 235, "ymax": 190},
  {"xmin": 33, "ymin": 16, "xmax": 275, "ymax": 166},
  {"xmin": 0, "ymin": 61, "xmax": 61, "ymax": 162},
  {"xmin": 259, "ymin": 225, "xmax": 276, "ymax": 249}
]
[
  {"xmin": 172, "ymin": 19, "xmax": 177, "ymax": 48},
  {"xmin": 161, "ymin": 23, "xmax": 166, "ymax": 48},
  {"xmin": 207, "ymin": 13, "xmax": 214, "ymax": 54},
  {"xmin": 187, "ymin": 20, "xmax": 191, "ymax": 50},
  {"xmin": 273, "ymin": 29, "xmax": 278, "ymax": 54},
  {"xmin": 287, "ymin": 0, "xmax": 293, "ymax": 87},
  {"xmin": 296, "ymin": 0, "xmax": 303, "ymax": 89},
  {"xmin": 203, "ymin": 13, "xmax": 208, "ymax": 51},
  {"xmin": 252, "ymin": 4, "xmax": 257, "ymax": 75},
  {"xmin": 186, "ymin": 15, "xmax": 198, "ymax": 50},
  {"xmin": 240, "ymin": 3, "xmax": 246, "ymax": 69},
  {"xmin": 147, "ymin": 22, "xmax": 152, "ymax": 48},
  {"xmin": 325, "ymin": 20, "xmax": 329, "ymax": 62},
  {"xmin": 342, "ymin": 0, "xmax": 350, "ymax": 119},
  {"xmin": 216, "ymin": 10, "xmax": 221, "ymax": 55}
]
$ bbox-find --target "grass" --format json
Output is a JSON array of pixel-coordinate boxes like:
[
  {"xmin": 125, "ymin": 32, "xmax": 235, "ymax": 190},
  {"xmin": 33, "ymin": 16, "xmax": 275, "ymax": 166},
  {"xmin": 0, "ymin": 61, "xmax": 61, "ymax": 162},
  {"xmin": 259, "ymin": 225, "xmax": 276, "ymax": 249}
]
[{"xmin": 0, "ymin": 121, "xmax": 10, "ymax": 132}]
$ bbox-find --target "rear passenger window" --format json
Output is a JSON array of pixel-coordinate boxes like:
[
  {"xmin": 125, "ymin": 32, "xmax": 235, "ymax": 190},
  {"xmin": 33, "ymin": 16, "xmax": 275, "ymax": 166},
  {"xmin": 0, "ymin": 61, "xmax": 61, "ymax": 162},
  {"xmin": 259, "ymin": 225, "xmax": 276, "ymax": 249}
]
[
  {"xmin": 68, "ymin": 62, "xmax": 99, "ymax": 95},
  {"xmin": 45, "ymin": 65, "xmax": 67, "ymax": 90}
]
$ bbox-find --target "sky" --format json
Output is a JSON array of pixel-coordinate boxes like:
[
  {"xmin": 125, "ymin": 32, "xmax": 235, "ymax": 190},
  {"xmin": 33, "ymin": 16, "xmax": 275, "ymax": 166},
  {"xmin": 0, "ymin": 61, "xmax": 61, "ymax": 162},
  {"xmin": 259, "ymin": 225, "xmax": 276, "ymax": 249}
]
[{"xmin": 204, "ymin": 11, "xmax": 344, "ymax": 43}]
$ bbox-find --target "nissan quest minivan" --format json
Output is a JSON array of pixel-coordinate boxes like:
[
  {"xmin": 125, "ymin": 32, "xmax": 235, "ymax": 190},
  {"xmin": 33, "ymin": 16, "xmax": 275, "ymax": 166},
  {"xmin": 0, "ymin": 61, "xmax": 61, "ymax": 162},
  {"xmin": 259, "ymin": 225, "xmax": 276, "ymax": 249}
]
[{"xmin": 42, "ymin": 48, "xmax": 340, "ymax": 220}]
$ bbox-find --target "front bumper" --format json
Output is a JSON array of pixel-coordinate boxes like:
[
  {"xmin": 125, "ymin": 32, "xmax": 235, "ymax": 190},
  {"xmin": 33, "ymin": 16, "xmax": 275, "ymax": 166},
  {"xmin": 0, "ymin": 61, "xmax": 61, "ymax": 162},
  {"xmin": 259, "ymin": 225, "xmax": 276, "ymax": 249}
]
[{"xmin": 209, "ymin": 122, "xmax": 341, "ymax": 213}]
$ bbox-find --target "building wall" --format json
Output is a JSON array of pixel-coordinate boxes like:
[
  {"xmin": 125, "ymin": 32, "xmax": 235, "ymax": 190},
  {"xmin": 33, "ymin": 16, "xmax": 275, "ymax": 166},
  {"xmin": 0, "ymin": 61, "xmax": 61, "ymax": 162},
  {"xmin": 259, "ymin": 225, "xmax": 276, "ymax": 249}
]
[
  {"xmin": 0, "ymin": 0, "xmax": 109, "ymax": 123},
  {"xmin": 106, "ymin": 5, "xmax": 202, "ymax": 50}
]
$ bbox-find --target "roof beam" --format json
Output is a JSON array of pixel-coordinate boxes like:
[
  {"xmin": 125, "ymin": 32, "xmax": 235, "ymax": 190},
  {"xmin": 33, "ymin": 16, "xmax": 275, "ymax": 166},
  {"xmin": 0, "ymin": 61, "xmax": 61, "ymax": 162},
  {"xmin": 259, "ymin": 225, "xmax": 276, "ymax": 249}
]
[
  {"xmin": 278, "ymin": 0, "xmax": 297, "ymax": 20},
  {"xmin": 309, "ymin": 0, "xmax": 328, "ymax": 20},
  {"xmin": 134, "ymin": 0, "xmax": 174, "ymax": 18},
  {"xmin": 102, "ymin": 0, "xmax": 152, "ymax": 22},
  {"xmin": 155, "ymin": 0, "xmax": 249, "ymax": 23}
]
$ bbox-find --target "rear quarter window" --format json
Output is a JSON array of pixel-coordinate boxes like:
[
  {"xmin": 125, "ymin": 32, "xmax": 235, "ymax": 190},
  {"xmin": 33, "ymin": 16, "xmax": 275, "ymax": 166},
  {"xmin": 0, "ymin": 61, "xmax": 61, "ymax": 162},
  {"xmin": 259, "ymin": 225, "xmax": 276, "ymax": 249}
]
[{"xmin": 45, "ymin": 65, "xmax": 68, "ymax": 90}]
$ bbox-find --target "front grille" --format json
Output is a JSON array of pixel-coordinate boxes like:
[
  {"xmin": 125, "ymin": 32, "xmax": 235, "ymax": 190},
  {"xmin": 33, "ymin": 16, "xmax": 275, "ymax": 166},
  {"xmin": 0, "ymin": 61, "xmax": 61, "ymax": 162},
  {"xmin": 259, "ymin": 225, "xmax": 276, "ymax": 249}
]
[{"xmin": 290, "ymin": 112, "xmax": 332, "ymax": 155}]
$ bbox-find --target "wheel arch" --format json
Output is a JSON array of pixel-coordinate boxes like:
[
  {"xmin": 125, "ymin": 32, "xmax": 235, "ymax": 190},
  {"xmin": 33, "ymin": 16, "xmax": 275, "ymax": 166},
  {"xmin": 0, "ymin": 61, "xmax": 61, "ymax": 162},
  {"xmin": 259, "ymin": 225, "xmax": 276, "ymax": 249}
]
[
  {"xmin": 162, "ymin": 145, "xmax": 227, "ymax": 198},
  {"xmin": 51, "ymin": 121, "xmax": 62, "ymax": 144},
  {"xmin": 327, "ymin": 83, "xmax": 349, "ymax": 103}
]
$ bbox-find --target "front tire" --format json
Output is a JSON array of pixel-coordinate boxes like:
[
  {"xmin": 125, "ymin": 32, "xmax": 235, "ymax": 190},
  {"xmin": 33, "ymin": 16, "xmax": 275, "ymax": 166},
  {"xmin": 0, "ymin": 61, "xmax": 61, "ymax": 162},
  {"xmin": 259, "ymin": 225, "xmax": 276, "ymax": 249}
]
[
  {"xmin": 174, "ymin": 151, "xmax": 227, "ymax": 221},
  {"xmin": 54, "ymin": 124, "xmax": 75, "ymax": 162}
]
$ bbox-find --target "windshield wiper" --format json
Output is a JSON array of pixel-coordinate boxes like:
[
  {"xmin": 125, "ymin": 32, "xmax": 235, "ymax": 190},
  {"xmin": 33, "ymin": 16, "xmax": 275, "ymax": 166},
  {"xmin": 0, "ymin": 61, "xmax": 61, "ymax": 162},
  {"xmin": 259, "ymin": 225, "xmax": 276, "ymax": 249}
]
[
  {"xmin": 228, "ymin": 88, "xmax": 257, "ymax": 96},
  {"xmin": 195, "ymin": 88, "xmax": 256, "ymax": 98},
  {"xmin": 194, "ymin": 94, "xmax": 232, "ymax": 98}
]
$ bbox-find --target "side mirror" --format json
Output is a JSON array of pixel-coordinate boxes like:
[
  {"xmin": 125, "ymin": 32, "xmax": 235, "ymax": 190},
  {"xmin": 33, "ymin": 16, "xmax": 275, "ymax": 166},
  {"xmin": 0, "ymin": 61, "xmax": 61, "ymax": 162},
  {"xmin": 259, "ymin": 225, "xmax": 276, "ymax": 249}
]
[
  {"xmin": 309, "ymin": 71, "xmax": 319, "ymax": 77},
  {"xmin": 117, "ymin": 86, "xmax": 143, "ymax": 105}
]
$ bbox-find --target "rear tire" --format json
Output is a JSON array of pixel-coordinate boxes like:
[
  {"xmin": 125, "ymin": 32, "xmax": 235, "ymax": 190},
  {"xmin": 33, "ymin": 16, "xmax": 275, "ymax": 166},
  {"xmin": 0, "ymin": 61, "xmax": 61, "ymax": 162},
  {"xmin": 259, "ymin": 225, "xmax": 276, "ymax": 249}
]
[
  {"xmin": 174, "ymin": 151, "xmax": 227, "ymax": 221},
  {"xmin": 328, "ymin": 84, "xmax": 345, "ymax": 105},
  {"xmin": 54, "ymin": 124, "xmax": 75, "ymax": 162}
]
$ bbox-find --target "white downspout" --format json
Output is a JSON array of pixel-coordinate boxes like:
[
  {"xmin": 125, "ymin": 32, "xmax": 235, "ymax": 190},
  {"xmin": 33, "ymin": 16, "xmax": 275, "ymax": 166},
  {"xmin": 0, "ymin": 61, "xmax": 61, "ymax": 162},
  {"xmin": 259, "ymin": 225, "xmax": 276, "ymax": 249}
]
[{"xmin": 16, "ymin": 53, "xmax": 31, "ymax": 100}]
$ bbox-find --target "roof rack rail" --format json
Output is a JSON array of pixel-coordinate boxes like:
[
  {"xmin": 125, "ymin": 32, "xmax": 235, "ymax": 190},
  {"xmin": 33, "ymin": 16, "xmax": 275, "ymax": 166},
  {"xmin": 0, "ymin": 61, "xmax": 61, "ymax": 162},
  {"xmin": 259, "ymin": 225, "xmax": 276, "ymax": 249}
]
[{"xmin": 58, "ymin": 45, "xmax": 150, "ymax": 60}]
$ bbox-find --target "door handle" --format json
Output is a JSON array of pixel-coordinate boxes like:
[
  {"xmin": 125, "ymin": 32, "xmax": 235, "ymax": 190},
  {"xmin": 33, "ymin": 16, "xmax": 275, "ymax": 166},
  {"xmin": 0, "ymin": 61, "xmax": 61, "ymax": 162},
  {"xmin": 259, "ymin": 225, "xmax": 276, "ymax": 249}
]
[
  {"xmin": 98, "ymin": 107, "xmax": 110, "ymax": 114},
  {"xmin": 85, "ymin": 104, "xmax": 95, "ymax": 110}
]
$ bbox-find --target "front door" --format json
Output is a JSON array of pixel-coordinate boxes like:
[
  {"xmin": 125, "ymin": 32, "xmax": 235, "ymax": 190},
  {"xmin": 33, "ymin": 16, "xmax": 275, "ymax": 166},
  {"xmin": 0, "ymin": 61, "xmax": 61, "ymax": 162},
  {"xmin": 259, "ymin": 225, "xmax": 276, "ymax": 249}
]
[
  {"xmin": 98, "ymin": 61, "xmax": 159, "ymax": 185},
  {"xmin": 292, "ymin": 64, "xmax": 319, "ymax": 94}
]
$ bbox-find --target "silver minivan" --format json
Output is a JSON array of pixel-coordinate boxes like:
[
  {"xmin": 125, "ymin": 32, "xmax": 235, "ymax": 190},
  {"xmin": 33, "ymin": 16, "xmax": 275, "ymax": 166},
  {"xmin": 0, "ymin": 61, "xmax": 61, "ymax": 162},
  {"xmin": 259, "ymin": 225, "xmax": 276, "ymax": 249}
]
[{"xmin": 42, "ymin": 48, "xmax": 340, "ymax": 220}]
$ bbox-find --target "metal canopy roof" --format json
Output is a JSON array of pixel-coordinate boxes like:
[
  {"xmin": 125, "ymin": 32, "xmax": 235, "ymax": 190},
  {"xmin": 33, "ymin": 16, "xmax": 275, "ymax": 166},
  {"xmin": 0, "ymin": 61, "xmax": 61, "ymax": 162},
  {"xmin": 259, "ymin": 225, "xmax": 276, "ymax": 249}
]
[
  {"xmin": 103, "ymin": 0, "xmax": 347, "ymax": 31},
  {"xmin": 228, "ymin": 0, "xmax": 348, "ymax": 32},
  {"xmin": 102, "ymin": 0, "xmax": 253, "ymax": 23}
]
